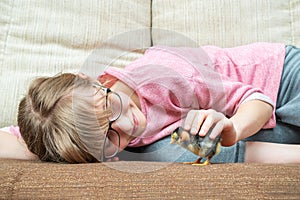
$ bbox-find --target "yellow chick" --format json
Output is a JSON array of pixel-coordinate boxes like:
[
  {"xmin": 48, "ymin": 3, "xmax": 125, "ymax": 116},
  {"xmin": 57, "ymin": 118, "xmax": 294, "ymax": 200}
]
[{"xmin": 170, "ymin": 127, "xmax": 221, "ymax": 166}]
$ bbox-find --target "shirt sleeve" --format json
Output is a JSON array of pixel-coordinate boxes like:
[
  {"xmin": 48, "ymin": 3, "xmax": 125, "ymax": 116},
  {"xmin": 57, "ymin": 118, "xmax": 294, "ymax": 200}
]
[
  {"xmin": 0, "ymin": 126, "xmax": 21, "ymax": 138},
  {"xmin": 242, "ymin": 92, "xmax": 274, "ymax": 106}
]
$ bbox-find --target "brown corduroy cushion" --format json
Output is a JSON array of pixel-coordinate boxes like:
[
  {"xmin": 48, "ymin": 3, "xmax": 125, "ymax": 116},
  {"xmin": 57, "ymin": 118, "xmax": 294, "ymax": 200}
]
[{"xmin": 0, "ymin": 159, "xmax": 299, "ymax": 199}]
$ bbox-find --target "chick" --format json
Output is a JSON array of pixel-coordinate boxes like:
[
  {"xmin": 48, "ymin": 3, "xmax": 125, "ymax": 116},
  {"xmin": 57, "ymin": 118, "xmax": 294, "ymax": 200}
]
[{"xmin": 170, "ymin": 126, "xmax": 221, "ymax": 166}]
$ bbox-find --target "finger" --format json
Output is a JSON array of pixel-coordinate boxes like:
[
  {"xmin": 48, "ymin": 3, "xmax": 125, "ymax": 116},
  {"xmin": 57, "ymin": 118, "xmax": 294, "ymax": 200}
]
[
  {"xmin": 184, "ymin": 110, "xmax": 196, "ymax": 130},
  {"xmin": 190, "ymin": 113, "xmax": 206, "ymax": 135},
  {"xmin": 184, "ymin": 110, "xmax": 205, "ymax": 135},
  {"xmin": 105, "ymin": 156, "xmax": 119, "ymax": 162},
  {"xmin": 199, "ymin": 114, "xmax": 214, "ymax": 136},
  {"xmin": 209, "ymin": 120, "xmax": 223, "ymax": 140},
  {"xmin": 112, "ymin": 157, "xmax": 120, "ymax": 161}
]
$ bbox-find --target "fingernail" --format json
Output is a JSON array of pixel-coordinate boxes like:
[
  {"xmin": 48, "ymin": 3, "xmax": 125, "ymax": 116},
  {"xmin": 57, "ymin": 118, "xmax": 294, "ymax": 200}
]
[
  {"xmin": 184, "ymin": 125, "xmax": 190, "ymax": 130},
  {"xmin": 199, "ymin": 129, "xmax": 205, "ymax": 136},
  {"xmin": 191, "ymin": 128, "xmax": 197, "ymax": 134}
]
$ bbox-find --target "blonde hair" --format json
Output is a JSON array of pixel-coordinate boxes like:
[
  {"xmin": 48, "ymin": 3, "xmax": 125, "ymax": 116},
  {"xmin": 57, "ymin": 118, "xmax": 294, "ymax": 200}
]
[{"xmin": 17, "ymin": 73, "xmax": 110, "ymax": 163}]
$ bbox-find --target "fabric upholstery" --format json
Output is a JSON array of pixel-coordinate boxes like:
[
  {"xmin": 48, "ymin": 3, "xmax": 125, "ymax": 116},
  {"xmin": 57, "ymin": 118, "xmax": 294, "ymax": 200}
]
[
  {"xmin": 0, "ymin": 0, "xmax": 151, "ymax": 127},
  {"xmin": 0, "ymin": 1, "xmax": 300, "ymax": 199},
  {"xmin": 152, "ymin": 0, "xmax": 300, "ymax": 47},
  {"xmin": 1, "ymin": 0, "xmax": 300, "ymax": 126},
  {"xmin": 1, "ymin": 159, "xmax": 300, "ymax": 199}
]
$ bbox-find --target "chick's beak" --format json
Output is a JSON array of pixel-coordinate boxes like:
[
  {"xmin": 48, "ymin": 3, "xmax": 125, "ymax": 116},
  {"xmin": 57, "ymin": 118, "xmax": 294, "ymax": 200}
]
[
  {"xmin": 170, "ymin": 132, "xmax": 178, "ymax": 144},
  {"xmin": 170, "ymin": 136, "xmax": 176, "ymax": 144}
]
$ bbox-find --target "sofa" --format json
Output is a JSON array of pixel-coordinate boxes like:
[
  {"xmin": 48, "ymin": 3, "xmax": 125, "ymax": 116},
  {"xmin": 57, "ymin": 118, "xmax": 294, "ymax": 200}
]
[{"xmin": 1, "ymin": 0, "xmax": 300, "ymax": 199}]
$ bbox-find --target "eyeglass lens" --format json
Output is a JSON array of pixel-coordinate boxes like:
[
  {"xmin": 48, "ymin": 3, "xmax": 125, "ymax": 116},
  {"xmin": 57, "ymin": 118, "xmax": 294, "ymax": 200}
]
[
  {"xmin": 107, "ymin": 92, "xmax": 122, "ymax": 121},
  {"xmin": 104, "ymin": 129, "xmax": 120, "ymax": 158}
]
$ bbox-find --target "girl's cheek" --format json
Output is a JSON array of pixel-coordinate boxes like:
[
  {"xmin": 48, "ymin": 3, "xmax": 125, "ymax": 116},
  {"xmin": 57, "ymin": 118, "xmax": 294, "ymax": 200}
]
[
  {"xmin": 114, "ymin": 116, "xmax": 132, "ymax": 133},
  {"xmin": 118, "ymin": 140, "xmax": 129, "ymax": 152}
]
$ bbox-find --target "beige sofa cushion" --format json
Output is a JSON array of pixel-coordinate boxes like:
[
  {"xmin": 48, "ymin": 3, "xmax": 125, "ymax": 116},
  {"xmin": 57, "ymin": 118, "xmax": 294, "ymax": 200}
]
[
  {"xmin": 1, "ymin": 160, "xmax": 300, "ymax": 199},
  {"xmin": 152, "ymin": 0, "xmax": 300, "ymax": 47},
  {"xmin": 1, "ymin": 0, "xmax": 299, "ymax": 126},
  {"xmin": 0, "ymin": 0, "xmax": 151, "ymax": 126}
]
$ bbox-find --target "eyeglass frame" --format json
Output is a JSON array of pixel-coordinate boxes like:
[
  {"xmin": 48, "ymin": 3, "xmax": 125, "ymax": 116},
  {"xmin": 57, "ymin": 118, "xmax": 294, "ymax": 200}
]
[{"xmin": 92, "ymin": 82, "xmax": 122, "ymax": 161}]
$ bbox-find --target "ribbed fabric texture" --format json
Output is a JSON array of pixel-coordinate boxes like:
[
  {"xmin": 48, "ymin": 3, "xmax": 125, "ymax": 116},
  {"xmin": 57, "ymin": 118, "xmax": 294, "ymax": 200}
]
[
  {"xmin": 0, "ymin": 0, "xmax": 151, "ymax": 126},
  {"xmin": 152, "ymin": 0, "xmax": 300, "ymax": 47},
  {"xmin": 1, "ymin": 0, "xmax": 300, "ymax": 126},
  {"xmin": 1, "ymin": 159, "xmax": 300, "ymax": 199}
]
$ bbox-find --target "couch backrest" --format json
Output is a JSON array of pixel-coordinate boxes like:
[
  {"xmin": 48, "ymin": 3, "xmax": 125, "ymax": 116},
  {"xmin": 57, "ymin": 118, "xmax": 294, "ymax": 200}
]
[
  {"xmin": 152, "ymin": 0, "xmax": 300, "ymax": 47},
  {"xmin": 0, "ymin": 0, "xmax": 151, "ymax": 126},
  {"xmin": 0, "ymin": 0, "xmax": 299, "ymax": 126}
]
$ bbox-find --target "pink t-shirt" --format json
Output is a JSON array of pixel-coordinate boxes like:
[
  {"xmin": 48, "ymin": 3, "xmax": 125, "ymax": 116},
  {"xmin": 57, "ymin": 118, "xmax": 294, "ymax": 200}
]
[
  {"xmin": 0, "ymin": 126, "xmax": 21, "ymax": 138},
  {"xmin": 101, "ymin": 43, "xmax": 286, "ymax": 147}
]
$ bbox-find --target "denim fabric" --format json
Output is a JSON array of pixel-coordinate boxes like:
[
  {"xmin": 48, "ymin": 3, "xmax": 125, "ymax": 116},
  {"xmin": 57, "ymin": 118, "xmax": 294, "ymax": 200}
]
[{"xmin": 119, "ymin": 135, "xmax": 245, "ymax": 163}]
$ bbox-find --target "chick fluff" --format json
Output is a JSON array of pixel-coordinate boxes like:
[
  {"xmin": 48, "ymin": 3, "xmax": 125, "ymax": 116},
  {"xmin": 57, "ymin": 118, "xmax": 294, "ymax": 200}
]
[{"xmin": 170, "ymin": 127, "xmax": 221, "ymax": 166}]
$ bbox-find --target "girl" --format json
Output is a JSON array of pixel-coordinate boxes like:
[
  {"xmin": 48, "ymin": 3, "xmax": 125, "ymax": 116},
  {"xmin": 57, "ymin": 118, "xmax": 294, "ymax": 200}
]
[{"xmin": 1, "ymin": 43, "xmax": 300, "ymax": 163}]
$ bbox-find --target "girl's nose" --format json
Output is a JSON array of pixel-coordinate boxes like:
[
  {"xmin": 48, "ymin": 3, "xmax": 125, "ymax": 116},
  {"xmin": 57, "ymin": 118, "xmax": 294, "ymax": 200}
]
[
  {"xmin": 109, "ymin": 91, "xmax": 132, "ymax": 133},
  {"xmin": 111, "ymin": 115, "xmax": 132, "ymax": 133}
]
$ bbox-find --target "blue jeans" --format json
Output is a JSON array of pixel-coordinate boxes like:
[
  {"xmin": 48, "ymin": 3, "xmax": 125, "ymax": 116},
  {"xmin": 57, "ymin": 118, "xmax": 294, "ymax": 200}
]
[{"xmin": 119, "ymin": 136, "xmax": 246, "ymax": 163}]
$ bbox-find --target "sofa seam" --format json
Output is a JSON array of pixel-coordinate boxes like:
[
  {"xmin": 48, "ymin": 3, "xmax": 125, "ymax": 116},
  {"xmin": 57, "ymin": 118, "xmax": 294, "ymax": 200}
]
[
  {"xmin": 150, "ymin": 0, "xmax": 153, "ymax": 47},
  {"xmin": 288, "ymin": 0, "xmax": 295, "ymax": 44}
]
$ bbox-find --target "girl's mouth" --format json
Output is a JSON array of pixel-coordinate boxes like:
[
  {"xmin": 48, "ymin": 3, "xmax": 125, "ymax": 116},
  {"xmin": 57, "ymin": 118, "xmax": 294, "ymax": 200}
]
[{"xmin": 132, "ymin": 112, "xmax": 138, "ymax": 135}]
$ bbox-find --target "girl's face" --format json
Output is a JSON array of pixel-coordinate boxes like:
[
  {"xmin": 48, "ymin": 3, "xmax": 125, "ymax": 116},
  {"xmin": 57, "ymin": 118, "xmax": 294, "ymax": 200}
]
[
  {"xmin": 110, "ymin": 90, "xmax": 147, "ymax": 151},
  {"xmin": 79, "ymin": 73, "xmax": 147, "ymax": 158},
  {"xmin": 109, "ymin": 82, "xmax": 147, "ymax": 152}
]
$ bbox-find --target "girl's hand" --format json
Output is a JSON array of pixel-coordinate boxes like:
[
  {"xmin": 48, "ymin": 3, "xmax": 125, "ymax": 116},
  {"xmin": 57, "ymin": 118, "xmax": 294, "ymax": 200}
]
[
  {"xmin": 0, "ymin": 130, "xmax": 38, "ymax": 160},
  {"xmin": 183, "ymin": 109, "xmax": 238, "ymax": 146},
  {"xmin": 105, "ymin": 157, "xmax": 120, "ymax": 162}
]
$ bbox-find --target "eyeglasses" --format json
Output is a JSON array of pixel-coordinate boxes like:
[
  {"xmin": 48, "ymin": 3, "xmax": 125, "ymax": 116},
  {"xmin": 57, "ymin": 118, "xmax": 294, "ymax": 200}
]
[{"xmin": 93, "ymin": 82, "xmax": 122, "ymax": 161}]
